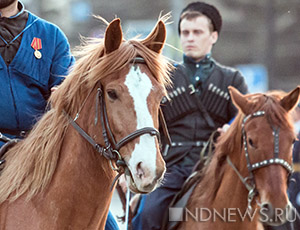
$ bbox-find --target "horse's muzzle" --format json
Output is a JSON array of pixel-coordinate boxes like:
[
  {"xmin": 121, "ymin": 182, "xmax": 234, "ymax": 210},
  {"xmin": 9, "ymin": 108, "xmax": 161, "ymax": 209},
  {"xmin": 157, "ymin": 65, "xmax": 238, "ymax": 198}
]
[{"xmin": 259, "ymin": 202, "xmax": 295, "ymax": 226}]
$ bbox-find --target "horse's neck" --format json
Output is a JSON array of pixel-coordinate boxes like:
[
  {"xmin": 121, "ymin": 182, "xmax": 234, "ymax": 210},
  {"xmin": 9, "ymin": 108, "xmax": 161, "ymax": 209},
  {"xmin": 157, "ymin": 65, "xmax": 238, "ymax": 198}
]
[
  {"xmin": 42, "ymin": 125, "xmax": 116, "ymax": 227},
  {"xmin": 60, "ymin": 125, "xmax": 115, "ymax": 192},
  {"xmin": 55, "ymin": 93, "xmax": 116, "ymax": 202},
  {"xmin": 189, "ymin": 162, "xmax": 248, "ymax": 209},
  {"xmin": 214, "ymin": 164, "xmax": 249, "ymax": 208},
  {"xmin": 185, "ymin": 158, "xmax": 260, "ymax": 230}
]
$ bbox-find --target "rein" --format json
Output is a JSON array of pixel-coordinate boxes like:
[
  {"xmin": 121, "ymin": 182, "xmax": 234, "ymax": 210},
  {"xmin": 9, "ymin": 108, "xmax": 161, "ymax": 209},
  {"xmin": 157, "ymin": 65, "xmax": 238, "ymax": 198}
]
[
  {"xmin": 64, "ymin": 57, "xmax": 170, "ymax": 191},
  {"xmin": 227, "ymin": 110, "xmax": 294, "ymax": 210}
]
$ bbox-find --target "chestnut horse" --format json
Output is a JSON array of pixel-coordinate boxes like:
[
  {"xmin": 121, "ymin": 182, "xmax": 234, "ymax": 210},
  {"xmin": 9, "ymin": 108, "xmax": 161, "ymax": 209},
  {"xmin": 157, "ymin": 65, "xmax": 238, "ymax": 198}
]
[
  {"xmin": 178, "ymin": 86, "xmax": 300, "ymax": 230},
  {"xmin": 0, "ymin": 18, "xmax": 171, "ymax": 229}
]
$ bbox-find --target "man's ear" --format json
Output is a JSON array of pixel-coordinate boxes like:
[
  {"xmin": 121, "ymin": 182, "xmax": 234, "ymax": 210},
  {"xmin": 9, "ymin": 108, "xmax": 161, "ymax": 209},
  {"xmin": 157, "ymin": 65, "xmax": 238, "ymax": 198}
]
[{"xmin": 211, "ymin": 31, "xmax": 218, "ymax": 45}]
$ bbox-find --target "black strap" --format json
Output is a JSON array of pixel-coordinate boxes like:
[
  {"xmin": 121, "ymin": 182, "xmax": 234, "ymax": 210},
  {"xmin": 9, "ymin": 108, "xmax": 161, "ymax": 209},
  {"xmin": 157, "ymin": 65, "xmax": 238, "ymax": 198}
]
[
  {"xmin": 0, "ymin": 129, "xmax": 28, "ymax": 138},
  {"xmin": 64, "ymin": 111, "xmax": 110, "ymax": 158},
  {"xmin": 100, "ymin": 87, "xmax": 117, "ymax": 149},
  {"xmin": 177, "ymin": 65, "xmax": 215, "ymax": 128},
  {"xmin": 191, "ymin": 92, "xmax": 215, "ymax": 128},
  {"xmin": 159, "ymin": 107, "xmax": 172, "ymax": 145},
  {"xmin": 115, "ymin": 127, "xmax": 160, "ymax": 150},
  {"xmin": 273, "ymin": 127, "xmax": 280, "ymax": 158}
]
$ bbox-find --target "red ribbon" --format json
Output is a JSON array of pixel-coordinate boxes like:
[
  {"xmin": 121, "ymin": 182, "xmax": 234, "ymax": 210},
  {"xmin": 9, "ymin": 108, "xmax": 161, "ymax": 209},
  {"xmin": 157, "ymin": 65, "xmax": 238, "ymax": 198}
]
[{"xmin": 31, "ymin": 37, "xmax": 42, "ymax": 50}]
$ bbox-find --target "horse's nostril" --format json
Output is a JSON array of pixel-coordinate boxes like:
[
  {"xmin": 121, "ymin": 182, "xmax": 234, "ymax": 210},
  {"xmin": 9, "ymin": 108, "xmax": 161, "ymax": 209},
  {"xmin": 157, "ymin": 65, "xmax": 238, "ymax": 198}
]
[
  {"xmin": 261, "ymin": 203, "xmax": 271, "ymax": 211},
  {"xmin": 136, "ymin": 162, "xmax": 145, "ymax": 179},
  {"xmin": 261, "ymin": 202, "xmax": 275, "ymax": 218},
  {"xmin": 261, "ymin": 202, "xmax": 272, "ymax": 213}
]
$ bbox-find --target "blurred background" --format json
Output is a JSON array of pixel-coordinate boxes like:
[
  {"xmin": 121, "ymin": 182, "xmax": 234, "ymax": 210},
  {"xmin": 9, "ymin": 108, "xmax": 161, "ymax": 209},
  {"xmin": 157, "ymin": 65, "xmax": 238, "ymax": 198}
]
[
  {"xmin": 21, "ymin": 0, "xmax": 300, "ymax": 92},
  {"xmin": 19, "ymin": 1, "xmax": 299, "ymax": 228}
]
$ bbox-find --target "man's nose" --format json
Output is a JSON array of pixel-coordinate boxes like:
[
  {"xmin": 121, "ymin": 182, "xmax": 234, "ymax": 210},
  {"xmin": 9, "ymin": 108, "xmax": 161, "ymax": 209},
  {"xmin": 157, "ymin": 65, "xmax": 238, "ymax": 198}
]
[{"xmin": 187, "ymin": 33, "xmax": 194, "ymax": 41}]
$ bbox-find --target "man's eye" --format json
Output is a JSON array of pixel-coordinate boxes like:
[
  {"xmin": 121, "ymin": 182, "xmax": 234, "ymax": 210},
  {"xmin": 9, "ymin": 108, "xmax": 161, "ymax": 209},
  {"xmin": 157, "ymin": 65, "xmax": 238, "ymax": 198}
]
[{"xmin": 182, "ymin": 31, "xmax": 189, "ymax": 36}]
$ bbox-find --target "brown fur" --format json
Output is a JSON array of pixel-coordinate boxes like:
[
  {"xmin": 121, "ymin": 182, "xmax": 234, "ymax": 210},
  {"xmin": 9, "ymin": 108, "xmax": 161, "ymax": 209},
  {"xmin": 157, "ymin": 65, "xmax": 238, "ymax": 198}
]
[{"xmin": 0, "ymin": 18, "xmax": 172, "ymax": 204}]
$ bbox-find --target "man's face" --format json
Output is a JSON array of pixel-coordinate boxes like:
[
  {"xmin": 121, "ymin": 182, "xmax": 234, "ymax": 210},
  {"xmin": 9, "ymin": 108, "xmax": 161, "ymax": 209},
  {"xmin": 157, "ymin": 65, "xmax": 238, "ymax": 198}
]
[
  {"xmin": 180, "ymin": 15, "xmax": 218, "ymax": 62},
  {"xmin": 0, "ymin": 0, "xmax": 16, "ymax": 9}
]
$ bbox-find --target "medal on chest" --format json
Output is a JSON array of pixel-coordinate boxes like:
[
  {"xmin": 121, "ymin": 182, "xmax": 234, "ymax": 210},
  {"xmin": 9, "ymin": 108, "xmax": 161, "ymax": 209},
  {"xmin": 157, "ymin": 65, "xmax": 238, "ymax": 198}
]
[{"xmin": 31, "ymin": 37, "xmax": 42, "ymax": 59}]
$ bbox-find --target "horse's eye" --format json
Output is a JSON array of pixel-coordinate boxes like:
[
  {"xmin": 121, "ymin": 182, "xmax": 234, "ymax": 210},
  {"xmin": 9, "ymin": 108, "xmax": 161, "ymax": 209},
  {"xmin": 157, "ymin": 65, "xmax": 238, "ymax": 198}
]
[
  {"xmin": 292, "ymin": 139, "xmax": 296, "ymax": 144},
  {"xmin": 248, "ymin": 138, "xmax": 254, "ymax": 147},
  {"xmin": 107, "ymin": 90, "xmax": 118, "ymax": 100}
]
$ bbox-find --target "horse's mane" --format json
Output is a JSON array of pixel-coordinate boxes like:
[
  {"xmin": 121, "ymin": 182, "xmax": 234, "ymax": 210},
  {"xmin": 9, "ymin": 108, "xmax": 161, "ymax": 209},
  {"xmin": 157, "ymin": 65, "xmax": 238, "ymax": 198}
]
[
  {"xmin": 0, "ymin": 20, "xmax": 172, "ymax": 203},
  {"xmin": 194, "ymin": 90, "xmax": 294, "ymax": 202}
]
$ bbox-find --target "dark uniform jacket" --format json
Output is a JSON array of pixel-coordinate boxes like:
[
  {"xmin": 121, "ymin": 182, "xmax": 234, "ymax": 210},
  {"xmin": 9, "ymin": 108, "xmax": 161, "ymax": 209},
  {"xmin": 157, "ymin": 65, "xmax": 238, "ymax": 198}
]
[{"xmin": 161, "ymin": 56, "xmax": 248, "ymax": 167}]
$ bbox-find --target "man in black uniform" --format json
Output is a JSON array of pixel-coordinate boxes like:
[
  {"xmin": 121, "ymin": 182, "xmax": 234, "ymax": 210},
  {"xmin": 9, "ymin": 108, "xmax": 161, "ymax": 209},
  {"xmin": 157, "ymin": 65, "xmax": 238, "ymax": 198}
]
[{"xmin": 131, "ymin": 2, "xmax": 248, "ymax": 229}]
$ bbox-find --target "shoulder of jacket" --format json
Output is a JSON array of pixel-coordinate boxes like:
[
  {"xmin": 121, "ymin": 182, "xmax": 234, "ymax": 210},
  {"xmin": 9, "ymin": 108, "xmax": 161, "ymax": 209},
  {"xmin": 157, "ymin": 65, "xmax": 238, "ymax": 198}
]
[
  {"xmin": 28, "ymin": 11, "xmax": 62, "ymax": 33},
  {"xmin": 214, "ymin": 61, "xmax": 240, "ymax": 75},
  {"xmin": 172, "ymin": 61, "xmax": 184, "ymax": 67}
]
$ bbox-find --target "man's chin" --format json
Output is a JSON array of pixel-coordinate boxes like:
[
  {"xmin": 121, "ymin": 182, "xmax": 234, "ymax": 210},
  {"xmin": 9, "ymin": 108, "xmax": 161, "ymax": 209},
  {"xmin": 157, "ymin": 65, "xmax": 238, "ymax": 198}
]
[{"xmin": 183, "ymin": 52, "xmax": 203, "ymax": 61}]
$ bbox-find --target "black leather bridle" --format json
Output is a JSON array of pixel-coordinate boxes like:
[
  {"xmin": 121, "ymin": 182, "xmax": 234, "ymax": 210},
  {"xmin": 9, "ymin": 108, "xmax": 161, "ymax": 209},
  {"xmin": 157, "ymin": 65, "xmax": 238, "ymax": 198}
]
[
  {"xmin": 65, "ymin": 57, "xmax": 171, "ymax": 190},
  {"xmin": 227, "ymin": 110, "xmax": 294, "ymax": 210}
]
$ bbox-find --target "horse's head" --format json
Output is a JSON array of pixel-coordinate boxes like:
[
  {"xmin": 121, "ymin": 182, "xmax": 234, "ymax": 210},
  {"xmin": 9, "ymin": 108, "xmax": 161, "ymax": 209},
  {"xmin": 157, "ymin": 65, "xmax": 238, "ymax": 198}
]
[
  {"xmin": 95, "ymin": 19, "xmax": 170, "ymax": 193},
  {"xmin": 229, "ymin": 86, "xmax": 300, "ymax": 226}
]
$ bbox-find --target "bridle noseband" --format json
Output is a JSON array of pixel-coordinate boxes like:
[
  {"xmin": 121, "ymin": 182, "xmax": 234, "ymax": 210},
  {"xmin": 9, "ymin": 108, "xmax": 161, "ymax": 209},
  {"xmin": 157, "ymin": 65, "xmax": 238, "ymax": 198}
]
[
  {"xmin": 65, "ymin": 57, "xmax": 169, "ymax": 191},
  {"xmin": 227, "ymin": 111, "xmax": 294, "ymax": 210}
]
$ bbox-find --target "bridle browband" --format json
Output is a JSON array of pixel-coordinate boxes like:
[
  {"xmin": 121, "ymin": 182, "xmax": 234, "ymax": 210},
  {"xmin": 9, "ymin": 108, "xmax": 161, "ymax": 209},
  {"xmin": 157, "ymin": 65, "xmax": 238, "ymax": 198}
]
[
  {"xmin": 64, "ymin": 57, "xmax": 170, "ymax": 191},
  {"xmin": 227, "ymin": 110, "xmax": 294, "ymax": 210}
]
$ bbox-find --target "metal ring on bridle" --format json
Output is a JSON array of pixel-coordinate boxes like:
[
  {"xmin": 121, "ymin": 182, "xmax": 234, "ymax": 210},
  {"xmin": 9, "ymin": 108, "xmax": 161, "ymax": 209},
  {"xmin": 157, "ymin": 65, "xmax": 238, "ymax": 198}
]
[{"xmin": 109, "ymin": 149, "xmax": 122, "ymax": 171}]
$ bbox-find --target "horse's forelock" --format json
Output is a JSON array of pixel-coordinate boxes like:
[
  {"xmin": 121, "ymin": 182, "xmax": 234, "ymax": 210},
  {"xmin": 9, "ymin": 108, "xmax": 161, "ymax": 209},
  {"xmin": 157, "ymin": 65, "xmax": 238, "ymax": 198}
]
[
  {"xmin": 264, "ymin": 94, "xmax": 293, "ymax": 130},
  {"xmin": 245, "ymin": 92, "xmax": 293, "ymax": 130}
]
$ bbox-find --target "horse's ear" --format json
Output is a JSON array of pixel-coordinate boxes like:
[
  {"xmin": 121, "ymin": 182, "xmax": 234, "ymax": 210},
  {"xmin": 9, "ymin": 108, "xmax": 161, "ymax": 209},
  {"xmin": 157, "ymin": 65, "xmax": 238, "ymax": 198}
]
[
  {"xmin": 228, "ymin": 86, "xmax": 252, "ymax": 115},
  {"xmin": 104, "ymin": 18, "xmax": 122, "ymax": 55},
  {"xmin": 142, "ymin": 20, "xmax": 166, "ymax": 53},
  {"xmin": 280, "ymin": 86, "xmax": 300, "ymax": 112}
]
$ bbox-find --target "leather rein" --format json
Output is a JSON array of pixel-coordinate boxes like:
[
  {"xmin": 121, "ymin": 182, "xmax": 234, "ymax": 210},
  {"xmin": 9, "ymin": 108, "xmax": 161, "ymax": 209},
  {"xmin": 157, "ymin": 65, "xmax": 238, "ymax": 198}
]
[
  {"xmin": 227, "ymin": 111, "xmax": 293, "ymax": 210},
  {"xmin": 64, "ymin": 57, "xmax": 171, "ymax": 191}
]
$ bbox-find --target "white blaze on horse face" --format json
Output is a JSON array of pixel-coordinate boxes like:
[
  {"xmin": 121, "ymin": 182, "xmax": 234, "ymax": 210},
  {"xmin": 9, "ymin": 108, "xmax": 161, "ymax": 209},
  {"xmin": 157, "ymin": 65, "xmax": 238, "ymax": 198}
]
[{"xmin": 125, "ymin": 66, "xmax": 157, "ymax": 183}]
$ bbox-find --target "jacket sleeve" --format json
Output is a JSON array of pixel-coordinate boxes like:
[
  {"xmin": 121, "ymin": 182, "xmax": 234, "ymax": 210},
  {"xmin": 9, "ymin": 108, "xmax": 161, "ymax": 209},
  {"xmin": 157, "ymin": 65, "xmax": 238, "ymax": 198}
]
[
  {"xmin": 233, "ymin": 71, "xmax": 248, "ymax": 95},
  {"xmin": 48, "ymin": 28, "xmax": 75, "ymax": 88}
]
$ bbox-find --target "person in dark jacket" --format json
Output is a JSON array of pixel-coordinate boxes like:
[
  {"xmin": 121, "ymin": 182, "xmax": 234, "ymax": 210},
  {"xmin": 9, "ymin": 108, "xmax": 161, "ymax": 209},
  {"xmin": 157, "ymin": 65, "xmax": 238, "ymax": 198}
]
[{"xmin": 131, "ymin": 2, "xmax": 248, "ymax": 229}]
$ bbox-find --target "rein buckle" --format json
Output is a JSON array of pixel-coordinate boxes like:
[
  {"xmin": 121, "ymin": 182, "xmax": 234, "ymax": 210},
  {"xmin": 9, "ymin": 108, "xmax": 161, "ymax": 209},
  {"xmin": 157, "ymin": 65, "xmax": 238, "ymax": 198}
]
[{"xmin": 247, "ymin": 188, "xmax": 257, "ymax": 211}]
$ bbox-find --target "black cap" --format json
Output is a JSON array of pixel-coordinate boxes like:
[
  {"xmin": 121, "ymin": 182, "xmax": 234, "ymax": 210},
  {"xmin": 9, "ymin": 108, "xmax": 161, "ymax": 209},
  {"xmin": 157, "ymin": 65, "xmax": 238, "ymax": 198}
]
[{"xmin": 178, "ymin": 1, "xmax": 222, "ymax": 34}]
